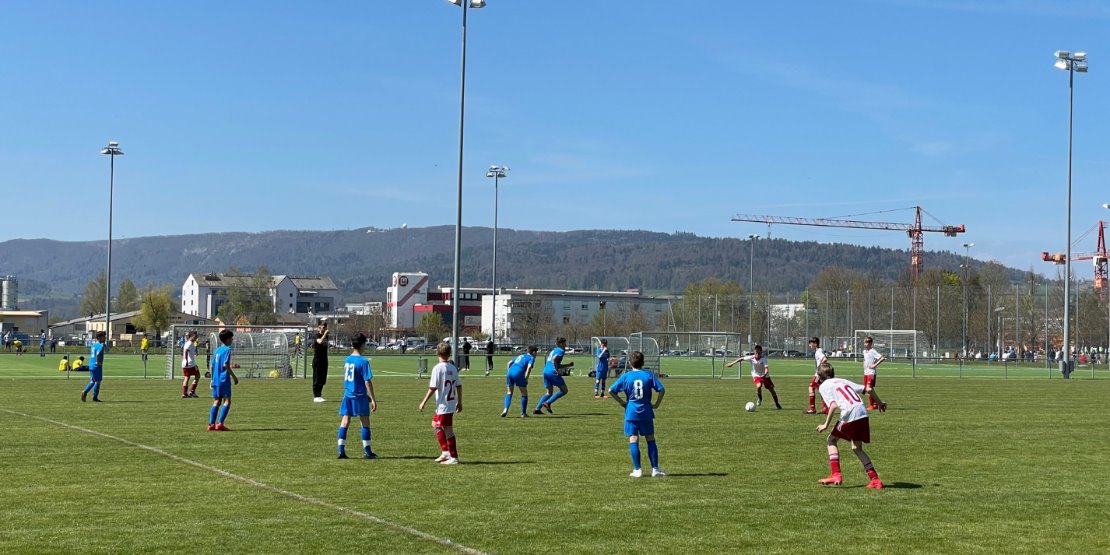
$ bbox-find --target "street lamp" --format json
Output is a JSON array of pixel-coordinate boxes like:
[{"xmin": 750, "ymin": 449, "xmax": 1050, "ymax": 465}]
[
  {"xmin": 1054, "ymin": 49, "xmax": 1087, "ymax": 378},
  {"xmin": 962, "ymin": 242, "xmax": 974, "ymax": 359},
  {"xmin": 486, "ymin": 164, "xmax": 508, "ymax": 345},
  {"xmin": 447, "ymin": 0, "xmax": 486, "ymax": 363},
  {"xmin": 994, "ymin": 306, "xmax": 1006, "ymax": 359},
  {"xmin": 100, "ymin": 141, "xmax": 123, "ymax": 342},
  {"xmin": 747, "ymin": 234, "xmax": 759, "ymax": 346}
]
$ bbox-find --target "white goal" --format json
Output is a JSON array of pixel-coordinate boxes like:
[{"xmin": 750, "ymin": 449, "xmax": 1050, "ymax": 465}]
[
  {"xmin": 164, "ymin": 324, "xmax": 309, "ymax": 379},
  {"xmin": 854, "ymin": 329, "xmax": 921, "ymax": 360}
]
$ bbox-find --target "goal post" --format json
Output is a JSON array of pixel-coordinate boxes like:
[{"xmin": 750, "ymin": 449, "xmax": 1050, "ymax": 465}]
[
  {"xmin": 853, "ymin": 329, "xmax": 921, "ymax": 360},
  {"xmin": 165, "ymin": 324, "xmax": 310, "ymax": 380},
  {"xmin": 633, "ymin": 331, "xmax": 743, "ymax": 378}
]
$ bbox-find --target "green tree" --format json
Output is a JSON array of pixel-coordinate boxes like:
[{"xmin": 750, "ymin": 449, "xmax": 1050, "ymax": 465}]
[
  {"xmin": 117, "ymin": 279, "xmax": 140, "ymax": 312},
  {"xmin": 133, "ymin": 285, "xmax": 175, "ymax": 340},
  {"xmin": 415, "ymin": 313, "xmax": 449, "ymax": 343},
  {"xmin": 217, "ymin": 267, "xmax": 276, "ymax": 325},
  {"xmin": 80, "ymin": 273, "xmax": 108, "ymax": 317}
]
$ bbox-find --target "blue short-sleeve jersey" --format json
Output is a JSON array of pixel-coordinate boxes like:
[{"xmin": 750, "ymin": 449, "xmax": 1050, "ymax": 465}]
[
  {"xmin": 544, "ymin": 347, "xmax": 565, "ymax": 375},
  {"xmin": 609, "ymin": 369, "xmax": 664, "ymax": 421},
  {"xmin": 508, "ymin": 353, "xmax": 535, "ymax": 374},
  {"xmin": 596, "ymin": 347, "xmax": 610, "ymax": 372},
  {"xmin": 211, "ymin": 345, "xmax": 233, "ymax": 386},
  {"xmin": 89, "ymin": 342, "xmax": 104, "ymax": 370},
  {"xmin": 343, "ymin": 355, "xmax": 372, "ymax": 397}
]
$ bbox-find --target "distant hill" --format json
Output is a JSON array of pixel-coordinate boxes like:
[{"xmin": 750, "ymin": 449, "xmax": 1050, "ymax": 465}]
[{"xmin": 0, "ymin": 226, "xmax": 1026, "ymax": 318}]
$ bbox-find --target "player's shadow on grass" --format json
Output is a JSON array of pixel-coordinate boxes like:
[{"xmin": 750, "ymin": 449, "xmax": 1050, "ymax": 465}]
[
  {"xmin": 461, "ymin": 460, "xmax": 535, "ymax": 465},
  {"xmin": 663, "ymin": 472, "xmax": 728, "ymax": 478},
  {"xmin": 233, "ymin": 428, "xmax": 302, "ymax": 433},
  {"xmin": 886, "ymin": 482, "xmax": 922, "ymax": 489}
]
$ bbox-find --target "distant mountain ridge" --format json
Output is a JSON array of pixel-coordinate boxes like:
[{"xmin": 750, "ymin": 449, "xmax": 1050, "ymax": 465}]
[{"xmin": 1, "ymin": 226, "xmax": 1023, "ymax": 317}]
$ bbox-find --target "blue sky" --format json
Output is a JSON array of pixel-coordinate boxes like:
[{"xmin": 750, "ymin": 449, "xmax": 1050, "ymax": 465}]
[{"xmin": 2, "ymin": 1, "xmax": 1108, "ymax": 274}]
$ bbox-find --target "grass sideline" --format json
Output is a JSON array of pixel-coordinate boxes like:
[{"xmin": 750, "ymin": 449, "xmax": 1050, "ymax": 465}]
[{"xmin": 2, "ymin": 353, "xmax": 1109, "ymax": 553}]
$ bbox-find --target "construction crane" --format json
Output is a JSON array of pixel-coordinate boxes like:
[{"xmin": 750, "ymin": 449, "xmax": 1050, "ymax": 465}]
[
  {"xmin": 1041, "ymin": 220, "xmax": 1108, "ymax": 297},
  {"xmin": 731, "ymin": 206, "xmax": 966, "ymax": 283}
]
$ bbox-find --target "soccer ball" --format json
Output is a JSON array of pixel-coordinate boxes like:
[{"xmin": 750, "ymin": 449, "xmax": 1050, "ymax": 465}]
[
  {"xmin": 744, "ymin": 401, "xmax": 756, "ymax": 412},
  {"xmin": 268, "ymin": 370, "xmax": 280, "ymax": 379}
]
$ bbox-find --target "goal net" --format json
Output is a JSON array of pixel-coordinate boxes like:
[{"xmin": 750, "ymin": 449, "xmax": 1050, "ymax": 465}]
[
  {"xmin": 164, "ymin": 324, "xmax": 309, "ymax": 379},
  {"xmin": 854, "ymin": 329, "xmax": 921, "ymax": 360},
  {"xmin": 635, "ymin": 331, "xmax": 743, "ymax": 378}
]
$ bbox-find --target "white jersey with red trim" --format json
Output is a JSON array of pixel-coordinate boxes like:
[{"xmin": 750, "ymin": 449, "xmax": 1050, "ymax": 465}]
[
  {"xmin": 182, "ymin": 340, "xmax": 197, "ymax": 368},
  {"xmin": 813, "ymin": 347, "xmax": 827, "ymax": 376},
  {"xmin": 749, "ymin": 355, "xmax": 769, "ymax": 378},
  {"xmin": 863, "ymin": 348, "xmax": 884, "ymax": 376},
  {"xmin": 428, "ymin": 360, "xmax": 461, "ymax": 415},
  {"xmin": 818, "ymin": 377, "xmax": 868, "ymax": 423}
]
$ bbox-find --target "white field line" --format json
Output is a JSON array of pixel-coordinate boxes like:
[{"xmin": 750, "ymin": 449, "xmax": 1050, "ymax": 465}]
[{"xmin": 0, "ymin": 408, "xmax": 488, "ymax": 555}]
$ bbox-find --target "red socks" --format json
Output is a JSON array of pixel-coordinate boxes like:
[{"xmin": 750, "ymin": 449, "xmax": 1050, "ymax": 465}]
[
  {"xmin": 435, "ymin": 429, "xmax": 448, "ymax": 451},
  {"xmin": 808, "ymin": 394, "xmax": 816, "ymax": 411},
  {"xmin": 446, "ymin": 436, "xmax": 458, "ymax": 458},
  {"xmin": 829, "ymin": 455, "xmax": 841, "ymax": 474}
]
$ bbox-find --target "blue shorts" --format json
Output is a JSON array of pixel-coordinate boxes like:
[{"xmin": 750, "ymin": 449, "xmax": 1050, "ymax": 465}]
[
  {"xmin": 595, "ymin": 366, "xmax": 609, "ymax": 380},
  {"xmin": 89, "ymin": 368, "xmax": 103, "ymax": 382},
  {"xmin": 543, "ymin": 372, "xmax": 566, "ymax": 389},
  {"xmin": 624, "ymin": 419, "xmax": 655, "ymax": 437},
  {"xmin": 339, "ymin": 396, "xmax": 370, "ymax": 417},
  {"xmin": 506, "ymin": 371, "xmax": 527, "ymax": 388},
  {"xmin": 212, "ymin": 382, "xmax": 232, "ymax": 399}
]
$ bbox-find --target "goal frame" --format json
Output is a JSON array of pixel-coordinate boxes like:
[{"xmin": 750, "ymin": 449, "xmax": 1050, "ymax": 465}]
[{"xmin": 164, "ymin": 324, "xmax": 310, "ymax": 380}]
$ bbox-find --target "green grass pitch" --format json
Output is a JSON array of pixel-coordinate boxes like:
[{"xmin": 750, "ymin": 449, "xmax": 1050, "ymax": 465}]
[{"xmin": 2, "ymin": 353, "xmax": 1108, "ymax": 553}]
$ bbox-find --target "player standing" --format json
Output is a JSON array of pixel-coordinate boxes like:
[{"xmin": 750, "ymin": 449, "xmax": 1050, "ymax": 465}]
[
  {"xmin": 140, "ymin": 335, "xmax": 150, "ymax": 363},
  {"xmin": 815, "ymin": 361, "xmax": 886, "ymax": 488},
  {"xmin": 593, "ymin": 339, "xmax": 610, "ymax": 399},
  {"xmin": 609, "ymin": 351, "xmax": 666, "ymax": 478},
  {"xmin": 484, "ymin": 339, "xmax": 495, "ymax": 377},
  {"xmin": 181, "ymin": 331, "xmax": 201, "ymax": 398},
  {"xmin": 805, "ymin": 336, "xmax": 829, "ymax": 414},
  {"xmin": 501, "ymin": 345, "xmax": 537, "ymax": 418},
  {"xmin": 337, "ymin": 333, "xmax": 378, "ymax": 459},
  {"xmin": 862, "ymin": 336, "xmax": 885, "ymax": 410},
  {"xmin": 534, "ymin": 337, "xmax": 573, "ymax": 415},
  {"xmin": 208, "ymin": 329, "xmax": 239, "ymax": 431},
  {"xmin": 418, "ymin": 343, "xmax": 463, "ymax": 465},
  {"xmin": 312, "ymin": 321, "xmax": 329, "ymax": 403},
  {"xmin": 726, "ymin": 344, "xmax": 782, "ymax": 409},
  {"xmin": 80, "ymin": 331, "xmax": 106, "ymax": 402}
]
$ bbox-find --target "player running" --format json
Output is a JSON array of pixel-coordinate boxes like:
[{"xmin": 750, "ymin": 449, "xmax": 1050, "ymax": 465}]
[
  {"xmin": 419, "ymin": 343, "xmax": 463, "ymax": 465},
  {"xmin": 609, "ymin": 351, "xmax": 666, "ymax": 478},
  {"xmin": 726, "ymin": 344, "xmax": 782, "ymax": 409},
  {"xmin": 805, "ymin": 336, "xmax": 829, "ymax": 414},
  {"xmin": 501, "ymin": 346, "xmax": 537, "ymax": 418},
  {"xmin": 336, "ymin": 333, "xmax": 378, "ymax": 459},
  {"xmin": 815, "ymin": 361, "xmax": 886, "ymax": 488},
  {"xmin": 861, "ymin": 336, "xmax": 885, "ymax": 410},
  {"xmin": 533, "ymin": 337, "xmax": 573, "ymax": 415},
  {"xmin": 207, "ymin": 329, "xmax": 239, "ymax": 431},
  {"xmin": 593, "ymin": 339, "xmax": 611, "ymax": 399}
]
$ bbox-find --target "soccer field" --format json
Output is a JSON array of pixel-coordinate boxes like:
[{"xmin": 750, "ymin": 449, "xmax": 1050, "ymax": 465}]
[{"xmin": 2, "ymin": 353, "xmax": 1108, "ymax": 554}]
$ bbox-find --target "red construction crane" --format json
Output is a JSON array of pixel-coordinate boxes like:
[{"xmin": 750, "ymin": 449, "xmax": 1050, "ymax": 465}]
[
  {"xmin": 1041, "ymin": 220, "xmax": 1108, "ymax": 295},
  {"xmin": 731, "ymin": 206, "xmax": 966, "ymax": 283}
]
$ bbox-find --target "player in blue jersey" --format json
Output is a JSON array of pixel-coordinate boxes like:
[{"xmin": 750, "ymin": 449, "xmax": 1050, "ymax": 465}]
[
  {"xmin": 337, "ymin": 333, "xmax": 378, "ymax": 459},
  {"xmin": 593, "ymin": 339, "xmax": 611, "ymax": 399},
  {"xmin": 533, "ymin": 337, "xmax": 574, "ymax": 415},
  {"xmin": 501, "ymin": 345, "xmax": 538, "ymax": 418},
  {"xmin": 609, "ymin": 351, "xmax": 666, "ymax": 478},
  {"xmin": 207, "ymin": 329, "xmax": 239, "ymax": 431},
  {"xmin": 80, "ymin": 331, "xmax": 107, "ymax": 402}
]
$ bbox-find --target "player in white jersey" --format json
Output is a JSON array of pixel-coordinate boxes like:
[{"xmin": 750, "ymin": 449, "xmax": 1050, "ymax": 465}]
[
  {"xmin": 726, "ymin": 345, "xmax": 781, "ymax": 409},
  {"xmin": 805, "ymin": 337, "xmax": 829, "ymax": 414},
  {"xmin": 180, "ymin": 331, "xmax": 200, "ymax": 398},
  {"xmin": 861, "ymin": 336, "xmax": 885, "ymax": 410},
  {"xmin": 419, "ymin": 343, "xmax": 463, "ymax": 465},
  {"xmin": 814, "ymin": 362, "xmax": 886, "ymax": 489}
]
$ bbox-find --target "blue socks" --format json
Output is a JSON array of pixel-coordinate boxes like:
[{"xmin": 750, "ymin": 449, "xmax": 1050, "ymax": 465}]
[
  {"xmin": 548, "ymin": 390, "xmax": 566, "ymax": 405},
  {"xmin": 361, "ymin": 427, "xmax": 372, "ymax": 455},
  {"xmin": 209, "ymin": 406, "xmax": 218, "ymax": 425},
  {"xmin": 218, "ymin": 404, "xmax": 230, "ymax": 424},
  {"xmin": 93, "ymin": 382, "xmax": 100, "ymax": 398},
  {"xmin": 83, "ymin": 382, "xmax": 95, "ymax": 394},
  {"xmin": 630, "ymin": 441, "xmax": 641, "ymax": 470},
  {"xmin": 535, "ymin": 394, "xmax": 550, "ymax": 411},
  {"xmin": 504, "ymin": 393, "xmax": 512, "ymax": 411},
  {"xmin": 338, "ymin": 426, "xmax": 348, "ymax": 455},
  {"xmin": 647, "ymin": 440, "xmax": 659, "ymax": 469}
]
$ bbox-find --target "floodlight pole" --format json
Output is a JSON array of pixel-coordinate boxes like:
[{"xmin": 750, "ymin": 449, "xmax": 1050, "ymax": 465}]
[
  {"xmin": 747, "ymin": 234, "xmax": 758, "ymax": 347},
  {"xmin": 1055, "ymin": 49, "xmax": 1087, "ymax": 378},
  {"xmin": 962, "ymin": 242, "xmax": 973, "ymax": 364},
  {"xmin": 448, "ymin": 0, "xmax": 485, "ymax": 364},
  {"xmin": 100, "ymin": 141, "xmax": 123, "ymax": 345},
  {"xmin": 487, "ymin": 165, "xmax": 508, "ymax": 346}
]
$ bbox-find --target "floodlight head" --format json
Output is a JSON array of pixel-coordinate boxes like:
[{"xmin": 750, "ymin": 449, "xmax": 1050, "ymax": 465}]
[
  {"xmin": 1075, "ymin": 62, "xmax": 1089, "ymax": 73},
  {"xmin": 963, "ymin": 242, "xmax": 974, "ymax": 248},
  {"xmin": 470, "ymin": 0, "xmax": 486, "ymax": 6},
  {"xmin": 1102, "ymin": 203, "xmax": 1110, "ymax": 210},
  {"xmin": 1055, "ymin": 50, "xmax": 1071, "ymax": 59},
  {"xmin": 1074, "ymin": 52, "xmax": 1087, "ymax": 61},
  {"xmin": 1055, "ymin": 59, "xmax": 1070, "ymax": 70},
  {"xmin": 748, "ymin": 234, "xmax": 759, "ymax": 240},
  {"xmin": 100, "ymin": 140, "xmax": 123, "ymax": 156},
  {"xmin": 994, "ymin": 306, "xmax": 1006, "ymax": 312}
]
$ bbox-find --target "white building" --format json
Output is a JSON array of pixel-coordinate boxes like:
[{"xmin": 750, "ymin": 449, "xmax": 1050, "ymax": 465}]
[
  {"xmin": 481, "ymin": 288, "xmax": 669, "ymax": 342},
  {"xmin": 181, "ymin": 273, "xmax": 338, "ymax": 319},
  {"xmin": 385, "ymin": 272, "xmax": 430, "ymax": 330},
  {"xmin": 344, "ymin": 302, "xmax": 383, "ymax": 316}
]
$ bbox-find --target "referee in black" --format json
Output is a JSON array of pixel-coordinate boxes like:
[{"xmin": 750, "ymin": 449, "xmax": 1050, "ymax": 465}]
[{"xmin": 312, "ymin": 320, "xmax": 329, "ymax": 403}]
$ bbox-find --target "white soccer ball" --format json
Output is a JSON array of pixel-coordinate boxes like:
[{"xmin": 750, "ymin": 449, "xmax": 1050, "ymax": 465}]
[{"xmin": 744, "ymin": 401, "xmax": 756, "ymax": 412}]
